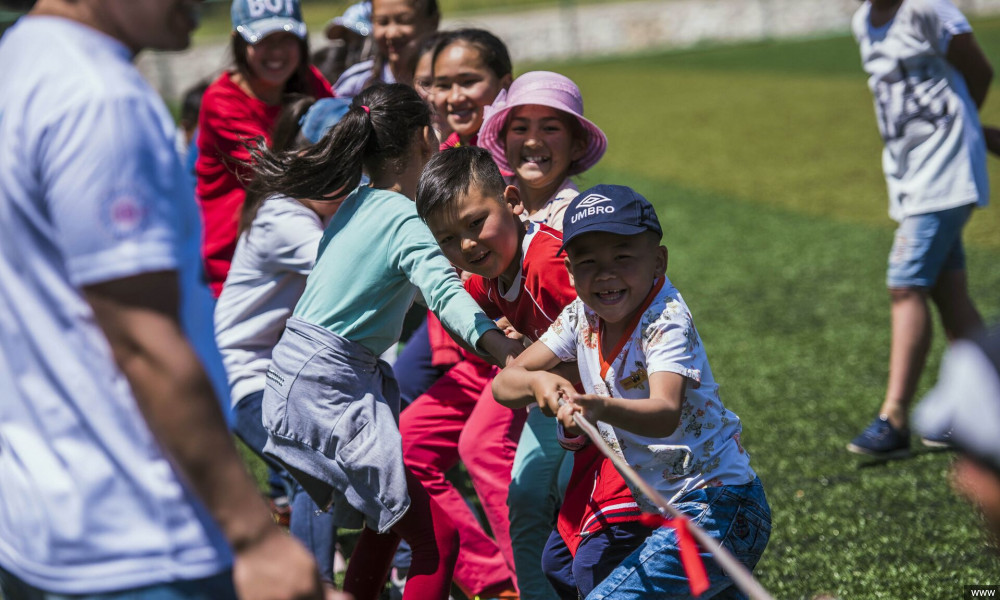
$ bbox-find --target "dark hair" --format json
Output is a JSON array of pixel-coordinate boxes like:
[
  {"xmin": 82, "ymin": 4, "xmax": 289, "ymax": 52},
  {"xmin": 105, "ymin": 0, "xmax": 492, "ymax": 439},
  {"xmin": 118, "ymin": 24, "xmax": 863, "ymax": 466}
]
[
  {"xmin": 247, "ymin": 83, "xmax": 431, "ymax": 202},
  {"xmin": 365, "ymin": 0, "xmax": 441, "ymax": 90},
  {"xmin": 432, "ymin": 28, "xmax": 512, "ymax": 81},
  {"xmin": 239, "ymin": 94, "xmax": 318, "ymax": 235},
  {"xmin": 410, "ymin": 31, "xmax": 445, "ymax": 80},
  {"xmin": 231, "ymin": 33, "xmax": 314, "ymax": 96},
  {"xmin": 415, "ymin": 146, "xmax": 506, "ymax": 221},
  {"xmin": 180, "ymin": 80, "xmax": 209, "ymax": 131}
]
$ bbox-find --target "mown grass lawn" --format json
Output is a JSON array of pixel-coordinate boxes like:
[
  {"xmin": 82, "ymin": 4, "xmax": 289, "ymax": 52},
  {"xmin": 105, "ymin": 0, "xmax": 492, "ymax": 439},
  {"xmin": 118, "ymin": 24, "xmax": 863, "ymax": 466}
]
[
  {"xmin": 532, "ymin": 21, "xmax": 1000, "ymax": 600},
  {"xmin": 229, "ymin": 19, "xmax": 1000, "ymax": 600}
]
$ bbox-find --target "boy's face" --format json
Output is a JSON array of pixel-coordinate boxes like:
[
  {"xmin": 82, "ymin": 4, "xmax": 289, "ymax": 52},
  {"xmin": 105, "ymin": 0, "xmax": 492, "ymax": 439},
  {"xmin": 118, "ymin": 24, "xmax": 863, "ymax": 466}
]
[
  {"xmin": 426, "ymin": 184, "xmax": 523, "ymax": 280},
  {"xmin": 564, "ymin": 231, "xmax": 667, "ymax": 325}
]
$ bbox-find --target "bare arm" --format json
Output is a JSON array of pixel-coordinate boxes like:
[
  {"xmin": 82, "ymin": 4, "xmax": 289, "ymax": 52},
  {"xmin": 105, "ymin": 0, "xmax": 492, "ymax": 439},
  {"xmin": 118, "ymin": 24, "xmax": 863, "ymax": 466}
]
[
  {"xmin": 84, "ymin": 271, "xmax": 326, "ymax": 600},
  {"xmin": 492, "ymin": 340, "xmax": 571, "ymax": 411},
  {"xmin": 558, "ymin": 371, "xmax": 686, "ymax": 438},
  {"xmin": 948, "ymin": 32, "xmax": 993, "ymax": 110}
]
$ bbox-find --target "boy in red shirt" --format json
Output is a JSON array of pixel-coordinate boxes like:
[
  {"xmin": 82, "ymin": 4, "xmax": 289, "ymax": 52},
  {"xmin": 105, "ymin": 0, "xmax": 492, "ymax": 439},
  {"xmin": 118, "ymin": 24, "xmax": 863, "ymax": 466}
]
[{"xmin": 416, "ymin": 146, "xmax": 645, "ymax": 598}]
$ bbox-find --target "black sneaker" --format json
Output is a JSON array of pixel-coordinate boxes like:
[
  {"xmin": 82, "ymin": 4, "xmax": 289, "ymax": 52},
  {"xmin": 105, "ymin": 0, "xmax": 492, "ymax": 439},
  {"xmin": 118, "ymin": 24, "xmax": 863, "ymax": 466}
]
[{"xmin": 847, "ymin": 415, "xmax": 910, "ymax": 457}]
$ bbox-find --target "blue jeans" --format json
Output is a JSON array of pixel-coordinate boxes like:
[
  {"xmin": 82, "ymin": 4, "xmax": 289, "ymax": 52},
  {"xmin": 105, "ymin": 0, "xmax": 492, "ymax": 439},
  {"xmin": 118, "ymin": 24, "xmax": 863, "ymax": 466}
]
[
  {"xmin": 586, "ymin": 477, "xmax": 771, "ymax": 600},
  {"xmin": 394, "ymin": 319, "xmax": 446, "ymax": 409},
  {"xmin": 0, "ymin": 566, "xmax": 236, "ymax": 600},
  {"xmin": 232, "ymin": 390, "xmax": 337, "ymax": 582}
]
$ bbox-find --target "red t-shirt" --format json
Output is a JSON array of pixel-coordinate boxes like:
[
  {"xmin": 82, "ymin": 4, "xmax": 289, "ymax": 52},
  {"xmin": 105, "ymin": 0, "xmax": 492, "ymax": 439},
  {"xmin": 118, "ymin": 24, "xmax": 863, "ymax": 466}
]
[
  {"xmin": 195, "ymin": 66, "xmax": 333, "ymax": 296},
  {"xmin": 464, "ymin": 223, "xmax": 574, "ymax": 341},
  {"xmin": 465, "ymin": 223, "xmax": 641, "ymax": 554}
]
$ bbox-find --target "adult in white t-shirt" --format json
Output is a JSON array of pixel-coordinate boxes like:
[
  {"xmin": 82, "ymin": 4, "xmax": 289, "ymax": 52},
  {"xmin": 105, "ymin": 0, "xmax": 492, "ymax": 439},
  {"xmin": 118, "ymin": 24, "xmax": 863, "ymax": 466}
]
[
  {"xmin": 847, "ymin": 0, "xmax": 992, "ymax": 457},
  {"xmin": 0, "ymin": 1, "xmax": 325, "ymax": 598}
]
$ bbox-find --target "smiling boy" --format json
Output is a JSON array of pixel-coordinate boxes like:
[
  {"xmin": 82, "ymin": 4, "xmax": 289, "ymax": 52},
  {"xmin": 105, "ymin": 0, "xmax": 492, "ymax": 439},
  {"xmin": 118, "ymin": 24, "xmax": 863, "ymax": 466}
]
[
  {"xmin": 492, "ymin": 184, "xmax": 771, "ymax": 598},
  {"xmin": 417, "ymin": 148, "xmax": 645, "ymax": 598}
]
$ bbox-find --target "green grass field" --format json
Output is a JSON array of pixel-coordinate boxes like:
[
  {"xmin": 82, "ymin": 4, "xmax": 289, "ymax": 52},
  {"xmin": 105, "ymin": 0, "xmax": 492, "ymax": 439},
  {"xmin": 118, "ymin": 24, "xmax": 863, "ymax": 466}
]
[
  {"xmin": 248, "ymin": 20, "xmax": 1000, "ymax": 600},
  {"xmin": 533, "ymin": 23, "xmax": 1000, "ymax": 600}
]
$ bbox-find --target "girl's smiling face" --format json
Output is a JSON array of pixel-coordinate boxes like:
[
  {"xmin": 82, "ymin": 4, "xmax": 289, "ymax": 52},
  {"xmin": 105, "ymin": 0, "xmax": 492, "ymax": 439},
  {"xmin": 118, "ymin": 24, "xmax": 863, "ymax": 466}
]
[
  {"xmin": 372, "ymin": 0, "xmax": 437, "ymax": 77},
  {"xmin": 504, "ymin": 105, "xmax": 586, "ymax": 201},
  {"xmin": 245, "ymin": 32, "xmax": 302, "ymax": 91},
  {"xmin": 432, "ymin": 41, "xmax": 511, "ymax": 142}
]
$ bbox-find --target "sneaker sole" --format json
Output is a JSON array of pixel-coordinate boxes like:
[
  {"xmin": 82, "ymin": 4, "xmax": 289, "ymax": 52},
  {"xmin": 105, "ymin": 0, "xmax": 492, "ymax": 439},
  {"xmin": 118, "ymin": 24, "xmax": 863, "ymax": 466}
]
[
  {"xmin": 846, "ymin": 442, "xmax": 911, "ymax": 458},
  {"xmin": 920, "ymin": 437, "xmax": 953, "ymax": 449}
]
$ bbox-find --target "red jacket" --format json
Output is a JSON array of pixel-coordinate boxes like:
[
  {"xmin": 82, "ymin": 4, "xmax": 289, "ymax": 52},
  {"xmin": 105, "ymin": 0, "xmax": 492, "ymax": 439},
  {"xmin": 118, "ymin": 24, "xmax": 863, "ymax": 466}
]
[{"xmin": 195, "ymin": 66, "xmax": 333, "ymax": 296}]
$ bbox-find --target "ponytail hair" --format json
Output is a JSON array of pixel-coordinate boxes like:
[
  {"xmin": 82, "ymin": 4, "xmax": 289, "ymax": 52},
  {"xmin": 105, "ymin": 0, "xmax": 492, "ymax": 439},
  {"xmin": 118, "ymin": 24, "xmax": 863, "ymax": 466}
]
[
  {"xmin": 247, "ymin": 83, "xmax": 431, "ymax": 202},
  {"xmin": 239, "ymin": 94, "xmax": 318, "ymax": 235}
]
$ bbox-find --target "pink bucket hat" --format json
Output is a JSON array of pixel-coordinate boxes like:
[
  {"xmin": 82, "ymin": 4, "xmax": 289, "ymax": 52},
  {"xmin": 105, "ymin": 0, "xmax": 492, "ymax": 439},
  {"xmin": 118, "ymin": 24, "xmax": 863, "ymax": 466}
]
[{"xmin": 479, "ymin": 71, "xmax": 607, "ymax": 176}]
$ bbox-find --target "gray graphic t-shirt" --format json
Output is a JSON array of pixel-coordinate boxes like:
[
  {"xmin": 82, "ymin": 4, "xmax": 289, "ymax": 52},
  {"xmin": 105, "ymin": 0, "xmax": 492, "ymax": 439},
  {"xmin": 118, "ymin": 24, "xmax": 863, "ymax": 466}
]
[{"xmin": 853, "ymin": 0, "xmax": 988, "ymax": 221}]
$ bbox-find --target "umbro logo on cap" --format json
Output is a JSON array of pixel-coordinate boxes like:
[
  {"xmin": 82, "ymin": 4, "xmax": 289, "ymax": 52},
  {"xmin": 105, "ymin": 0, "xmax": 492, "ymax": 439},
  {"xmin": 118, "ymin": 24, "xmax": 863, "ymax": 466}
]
[{"xmin": 576, "ymin": 194, "xmax": 612, "ymax": 209}]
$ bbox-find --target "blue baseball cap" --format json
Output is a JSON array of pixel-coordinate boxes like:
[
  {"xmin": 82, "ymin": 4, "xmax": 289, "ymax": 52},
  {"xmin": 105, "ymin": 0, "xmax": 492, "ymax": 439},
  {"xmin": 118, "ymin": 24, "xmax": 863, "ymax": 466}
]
[
  {"xmin": 559, "ymin": 184, "xmax": 662, "ymax": 254},
  {"xmin": 299, "ymin": 98, "xmax": 353, "ymax": 144},
  {"xmin": 232, "ymin": 0, "xmax": 307, "ymax": 44},
  {"xmin": 325, "ymin": 1, "xmax": 373, "ymax": 39}
]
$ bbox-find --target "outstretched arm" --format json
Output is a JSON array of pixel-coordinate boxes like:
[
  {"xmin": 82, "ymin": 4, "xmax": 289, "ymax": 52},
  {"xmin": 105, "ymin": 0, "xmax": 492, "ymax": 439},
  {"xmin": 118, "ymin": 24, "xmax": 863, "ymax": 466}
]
[{"xmin": 85, "ymin": 271, "xmax": 327, "ymax": 600}]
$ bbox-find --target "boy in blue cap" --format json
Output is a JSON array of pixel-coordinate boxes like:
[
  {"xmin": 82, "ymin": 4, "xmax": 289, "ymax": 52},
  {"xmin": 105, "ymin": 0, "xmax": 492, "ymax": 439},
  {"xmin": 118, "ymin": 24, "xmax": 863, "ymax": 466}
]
[{"xmin": 493, "ymin": 184, "xmax": 771, "ymax": 598}]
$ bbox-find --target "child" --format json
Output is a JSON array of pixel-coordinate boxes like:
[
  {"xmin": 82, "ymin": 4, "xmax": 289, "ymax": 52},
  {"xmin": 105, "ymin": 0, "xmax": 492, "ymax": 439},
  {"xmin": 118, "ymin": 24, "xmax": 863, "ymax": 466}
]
[
  {"xmin": 916, "ymin": 327, "xmax": 1000, "ymax": 543},
  {"xmin": 315, "ymin": 1, "xmax": 375, "ymax": 84},
  {"xmin": 493, "ymin": 185, "xmax": 771, "ymax": 598},
  {"xmin": 196, "ymin": 0, "xmax": 333, "ymax": 296},
  {"xmin": 847, "ymin": 0, "xmax": 992, "ymax": 457},
  {"xmin": 412, "ymin": 32, "xmax": 451, "ymax": 140},
  {"xmin": 477, "ymin": 71, "xmax": 628, "ymax": 600},
  {"xmin": 479, "ymin": 70, "xmax": 607, "ymax": 230},
  {"xmin": 334, "ymin": 0, "xmax": 439, "ymax": 97},
  {"xmin": 247, "ymin": 83, "xmax": 522, "ymax": 600},
  {"xmin": 215, "ymin": 96, "xmax": 352, "ymax": 582},
  {"xmin": 431, "ymin": 28, "xmax": 513, "ymax": 149},
  {"xmin": 389, "ymin": 30, "xmax": 522, "ymax": 599}
]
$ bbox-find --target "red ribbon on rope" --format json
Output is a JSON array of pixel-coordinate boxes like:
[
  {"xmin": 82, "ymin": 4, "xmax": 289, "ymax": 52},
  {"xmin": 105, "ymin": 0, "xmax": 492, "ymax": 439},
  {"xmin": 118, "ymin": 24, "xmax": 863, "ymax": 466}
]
[{"xmin": 639, "ymin": 512, "xmax": 710, "ymax": 596}]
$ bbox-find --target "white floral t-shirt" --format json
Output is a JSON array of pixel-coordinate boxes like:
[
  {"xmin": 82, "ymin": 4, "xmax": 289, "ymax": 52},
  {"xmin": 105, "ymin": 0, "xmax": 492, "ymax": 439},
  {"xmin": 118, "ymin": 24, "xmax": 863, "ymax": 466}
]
[{"xmin": 541, "ymin": 276, "xmax": 755, "ymax": 510}]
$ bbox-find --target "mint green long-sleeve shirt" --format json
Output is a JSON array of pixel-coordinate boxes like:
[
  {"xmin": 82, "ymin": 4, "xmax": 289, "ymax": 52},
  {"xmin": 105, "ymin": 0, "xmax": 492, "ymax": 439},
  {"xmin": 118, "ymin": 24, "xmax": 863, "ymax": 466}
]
[{"xmin": 294, "ymin": 186, "xmax": 497, "ymax": 356}]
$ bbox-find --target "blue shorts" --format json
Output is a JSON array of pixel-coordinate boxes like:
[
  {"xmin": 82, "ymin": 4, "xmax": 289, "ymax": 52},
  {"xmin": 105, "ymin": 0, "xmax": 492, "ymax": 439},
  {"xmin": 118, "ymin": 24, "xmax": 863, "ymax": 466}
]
[
  {"xmin": 887, "ymin": 204, "xmax": 974, "ymax": 289},
  {"xmin": 541, "ymin": 521, "xmax": 653, "ymax": 598}
]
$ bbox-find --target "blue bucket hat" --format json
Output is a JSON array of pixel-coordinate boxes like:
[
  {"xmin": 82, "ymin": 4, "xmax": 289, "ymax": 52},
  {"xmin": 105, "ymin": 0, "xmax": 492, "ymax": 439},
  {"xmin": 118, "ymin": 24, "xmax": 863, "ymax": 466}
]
[
  {"xmin": 232, "ymin": 0, "xmax": 307, "ymax": 44},
  {"xmin": 299, "ymin": 98, "xmax": 353, "ymax": 144},
  {"xmin": 560, "ymin": 184, "xmax": 662, "ymax": 254}
]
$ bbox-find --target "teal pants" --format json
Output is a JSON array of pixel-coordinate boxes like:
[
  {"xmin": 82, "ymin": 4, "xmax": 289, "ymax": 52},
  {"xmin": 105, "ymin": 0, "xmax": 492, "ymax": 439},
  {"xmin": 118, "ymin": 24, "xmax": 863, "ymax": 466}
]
[{"xmin": 508, "ymin": 408, "xmax": 574, "ymax": 600}]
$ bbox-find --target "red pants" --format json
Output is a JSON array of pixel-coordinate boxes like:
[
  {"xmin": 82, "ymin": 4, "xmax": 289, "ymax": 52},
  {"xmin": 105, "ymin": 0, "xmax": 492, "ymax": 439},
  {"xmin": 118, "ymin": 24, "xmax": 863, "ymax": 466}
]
[
  {"xmin": 400, "ymin": 356, "xmax": 527, "ymax": 596},
  {"xmin": 344, "ymin": 468, "xmax": 460, "ymax": 600}
]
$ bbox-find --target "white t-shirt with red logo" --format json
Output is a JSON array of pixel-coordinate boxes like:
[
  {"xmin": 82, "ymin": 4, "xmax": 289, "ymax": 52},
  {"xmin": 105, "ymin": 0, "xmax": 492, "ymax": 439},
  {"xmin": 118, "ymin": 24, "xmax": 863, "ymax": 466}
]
[{"xmin": 540, "ymin": 276, "xmax": 756, "ymax": 510}]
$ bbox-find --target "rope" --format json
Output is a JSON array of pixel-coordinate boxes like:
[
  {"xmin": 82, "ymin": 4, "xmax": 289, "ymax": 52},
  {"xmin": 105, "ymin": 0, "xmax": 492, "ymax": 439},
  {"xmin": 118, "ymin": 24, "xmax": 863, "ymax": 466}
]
[{"xmin": 557, "ymin": 398, "xmax": 776, "ymax": 600}]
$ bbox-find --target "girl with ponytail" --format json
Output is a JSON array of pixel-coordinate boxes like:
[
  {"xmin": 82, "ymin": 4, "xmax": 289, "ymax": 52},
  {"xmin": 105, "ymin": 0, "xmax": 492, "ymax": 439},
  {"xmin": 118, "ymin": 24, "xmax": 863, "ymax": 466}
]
[{"xmin": 249, "ymin": 83, "xmax": 523, "ymax": 600}]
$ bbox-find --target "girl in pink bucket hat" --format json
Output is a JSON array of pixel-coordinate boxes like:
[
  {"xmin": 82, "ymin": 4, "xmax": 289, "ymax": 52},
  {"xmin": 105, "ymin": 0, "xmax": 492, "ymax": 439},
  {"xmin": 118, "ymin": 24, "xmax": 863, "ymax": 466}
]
[{"xmin": 479, "ymin": 70, "xmax": 608, "ymax": 232}]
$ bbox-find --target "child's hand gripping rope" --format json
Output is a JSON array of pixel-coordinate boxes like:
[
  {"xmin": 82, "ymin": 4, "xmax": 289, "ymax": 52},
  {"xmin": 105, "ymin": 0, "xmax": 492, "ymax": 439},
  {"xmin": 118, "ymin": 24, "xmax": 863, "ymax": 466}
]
[{"xmin": 553, "ymin": 391, "xmax": 776, "ymax": 600}]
